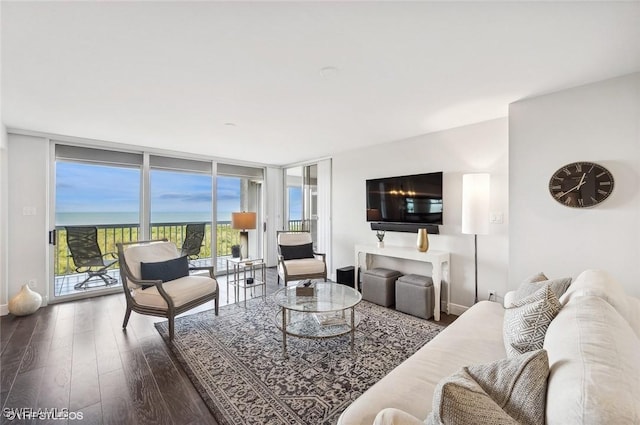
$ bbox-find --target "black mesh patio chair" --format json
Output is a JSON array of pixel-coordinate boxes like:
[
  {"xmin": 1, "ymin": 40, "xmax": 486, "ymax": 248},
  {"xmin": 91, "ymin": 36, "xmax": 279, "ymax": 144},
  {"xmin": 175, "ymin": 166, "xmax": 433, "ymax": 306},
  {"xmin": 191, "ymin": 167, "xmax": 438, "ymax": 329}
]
[
  {"xmin": 66, "ymin": 226, "xmax": 118, "ymax": 289},
  {"xmin": 180, "ymin": 223, "xmax": 206, "ymax": 260}
]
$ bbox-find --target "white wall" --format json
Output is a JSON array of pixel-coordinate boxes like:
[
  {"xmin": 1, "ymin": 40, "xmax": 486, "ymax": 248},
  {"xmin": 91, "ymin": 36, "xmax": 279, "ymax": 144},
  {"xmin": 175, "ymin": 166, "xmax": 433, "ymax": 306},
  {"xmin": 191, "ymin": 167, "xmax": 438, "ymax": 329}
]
[
  {"xmin": 7, "ymin": 134, "xmax": 51, "ymax": 307},
  {"xmin": 0, "ymin": 124, "xmax": 8, "ymax": 314},
  {"xmin": 332, "ymin": 118, "xmax": 509, "ymax": 312},
  {"xmin": 510, "ymin": 72, "xmax": 640, "ymax": 296}
]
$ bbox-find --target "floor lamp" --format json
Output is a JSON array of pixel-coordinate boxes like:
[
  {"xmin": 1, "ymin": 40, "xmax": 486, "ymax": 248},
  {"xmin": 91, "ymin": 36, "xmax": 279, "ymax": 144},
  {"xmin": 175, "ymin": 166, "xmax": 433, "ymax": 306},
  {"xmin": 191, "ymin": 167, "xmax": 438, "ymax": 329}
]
[
  {"xmin": 461, "ymin": 173, "xmax": 490, "ymax": 304},
  {"xmin": 231, "ymin": 212, "xmax": 257, "ymax": 260}
]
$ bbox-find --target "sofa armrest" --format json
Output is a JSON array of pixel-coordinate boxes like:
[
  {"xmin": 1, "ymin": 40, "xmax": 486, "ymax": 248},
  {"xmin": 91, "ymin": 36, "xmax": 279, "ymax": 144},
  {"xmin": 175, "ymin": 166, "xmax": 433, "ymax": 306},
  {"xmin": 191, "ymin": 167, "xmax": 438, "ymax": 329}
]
[{"xmin": 504, "ymin": 290, "xmax": 517, "ymax": 308}]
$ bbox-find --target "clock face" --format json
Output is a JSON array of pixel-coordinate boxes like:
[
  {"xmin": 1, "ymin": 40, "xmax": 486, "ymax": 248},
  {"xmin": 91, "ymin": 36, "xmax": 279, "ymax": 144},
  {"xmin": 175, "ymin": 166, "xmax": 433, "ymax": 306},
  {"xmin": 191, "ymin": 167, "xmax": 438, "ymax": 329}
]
[{"xmin": 548, "ymin": 162, "xmax": 614, "ymax": 208}]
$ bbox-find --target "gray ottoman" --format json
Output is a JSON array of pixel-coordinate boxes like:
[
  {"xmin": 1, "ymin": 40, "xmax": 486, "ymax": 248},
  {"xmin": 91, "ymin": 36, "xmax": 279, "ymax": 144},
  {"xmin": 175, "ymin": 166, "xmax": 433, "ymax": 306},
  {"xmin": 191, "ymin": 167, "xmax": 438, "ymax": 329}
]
[
  {"xmin": 395, "ymin": 274, "xmax": 435, "ymax": 319},
  {"xmin": 362, "ymin": 268, "xmax": 403, "ymax": 307}
]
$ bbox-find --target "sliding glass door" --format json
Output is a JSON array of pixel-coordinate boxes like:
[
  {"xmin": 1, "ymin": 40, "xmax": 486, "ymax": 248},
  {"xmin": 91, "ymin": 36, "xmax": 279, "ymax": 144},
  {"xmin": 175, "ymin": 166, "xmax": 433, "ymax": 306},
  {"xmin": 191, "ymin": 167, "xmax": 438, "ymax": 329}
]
[{"xmin": 53, "ymin": 146, "xmax": 142, "ymax": 300}]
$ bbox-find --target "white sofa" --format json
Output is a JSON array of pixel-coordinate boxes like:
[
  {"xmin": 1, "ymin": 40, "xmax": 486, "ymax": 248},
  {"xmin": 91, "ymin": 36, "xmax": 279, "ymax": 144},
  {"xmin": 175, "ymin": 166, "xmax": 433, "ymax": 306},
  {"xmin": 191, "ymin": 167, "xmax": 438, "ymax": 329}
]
[{"xmin": 338, "ymin": 269, "xmax": 640, "ymax": 425}]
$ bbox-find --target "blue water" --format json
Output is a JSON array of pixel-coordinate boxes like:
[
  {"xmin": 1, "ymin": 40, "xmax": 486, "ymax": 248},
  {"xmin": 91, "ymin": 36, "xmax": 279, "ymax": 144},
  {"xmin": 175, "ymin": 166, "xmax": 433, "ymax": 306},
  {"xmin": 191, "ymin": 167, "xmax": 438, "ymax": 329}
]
[{"xmin": 56, "ymin": 211, "xmax": 231, "ymax": 226}]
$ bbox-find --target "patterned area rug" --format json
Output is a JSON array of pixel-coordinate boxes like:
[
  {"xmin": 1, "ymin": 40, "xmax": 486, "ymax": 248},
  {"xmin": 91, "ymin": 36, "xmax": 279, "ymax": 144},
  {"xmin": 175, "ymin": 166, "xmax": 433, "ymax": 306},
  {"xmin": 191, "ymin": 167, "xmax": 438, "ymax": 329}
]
[{"xmin": 155, "ymin": 296, "xmax": 444, "ymax": 425}]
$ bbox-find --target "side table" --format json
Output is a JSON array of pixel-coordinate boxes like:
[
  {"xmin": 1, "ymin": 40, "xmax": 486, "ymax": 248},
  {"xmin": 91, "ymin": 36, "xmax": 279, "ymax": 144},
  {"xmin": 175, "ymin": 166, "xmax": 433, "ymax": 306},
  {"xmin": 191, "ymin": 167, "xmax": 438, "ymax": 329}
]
[{"xmin": 226, "ymin": 258, "xmax": 266, "ymax": 307}]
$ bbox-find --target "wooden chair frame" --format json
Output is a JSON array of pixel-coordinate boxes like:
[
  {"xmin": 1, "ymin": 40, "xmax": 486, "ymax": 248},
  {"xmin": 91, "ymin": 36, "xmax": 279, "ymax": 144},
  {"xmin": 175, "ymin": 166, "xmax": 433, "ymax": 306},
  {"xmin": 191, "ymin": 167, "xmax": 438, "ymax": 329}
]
[{"xmin": 117, "ymin": 239, "xmax": 219, "ymax": 340}]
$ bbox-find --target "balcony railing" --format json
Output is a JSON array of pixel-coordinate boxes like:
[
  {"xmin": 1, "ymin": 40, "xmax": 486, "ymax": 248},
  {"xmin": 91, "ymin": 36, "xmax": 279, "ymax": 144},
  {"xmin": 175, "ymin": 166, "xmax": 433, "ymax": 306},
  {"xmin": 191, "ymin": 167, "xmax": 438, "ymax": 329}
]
[{"xmin": 55, "ymin": 221, "xmax": 241, "ymax": 277}]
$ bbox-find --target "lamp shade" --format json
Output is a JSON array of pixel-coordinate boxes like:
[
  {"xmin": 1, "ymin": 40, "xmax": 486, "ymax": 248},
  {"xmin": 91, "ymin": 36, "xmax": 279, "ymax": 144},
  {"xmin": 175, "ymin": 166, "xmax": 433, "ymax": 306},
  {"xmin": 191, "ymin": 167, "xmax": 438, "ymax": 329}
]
[
  {"xmin": 231, "ymin": 212, "xmax": 257, "ymax": 230},
  {"xmin": 461, "ymin": 173, "xmax": 490, "ymax": 235}
]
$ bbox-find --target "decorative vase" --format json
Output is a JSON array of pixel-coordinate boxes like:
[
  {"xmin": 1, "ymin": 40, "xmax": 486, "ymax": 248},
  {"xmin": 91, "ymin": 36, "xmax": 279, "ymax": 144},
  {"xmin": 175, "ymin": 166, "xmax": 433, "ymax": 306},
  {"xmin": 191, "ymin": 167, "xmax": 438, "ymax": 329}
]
[
  {"xmin": 377, "ymin": 241, "xmax": 384, "ymax": 248},
  {"xmin": 8, "ymin": 284, "xmax": 42, "ymax": 316},
  {"xmin": 417, "ymin": 228, "xmax": 429, "ymax": 252}
]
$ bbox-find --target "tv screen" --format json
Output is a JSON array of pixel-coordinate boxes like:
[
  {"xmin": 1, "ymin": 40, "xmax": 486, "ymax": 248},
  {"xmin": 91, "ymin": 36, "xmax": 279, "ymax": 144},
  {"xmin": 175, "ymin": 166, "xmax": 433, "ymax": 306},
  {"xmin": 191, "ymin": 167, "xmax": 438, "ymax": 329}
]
[{"xmin": 366, "ymin": 172, "xmax": 443, "ymax": 225}]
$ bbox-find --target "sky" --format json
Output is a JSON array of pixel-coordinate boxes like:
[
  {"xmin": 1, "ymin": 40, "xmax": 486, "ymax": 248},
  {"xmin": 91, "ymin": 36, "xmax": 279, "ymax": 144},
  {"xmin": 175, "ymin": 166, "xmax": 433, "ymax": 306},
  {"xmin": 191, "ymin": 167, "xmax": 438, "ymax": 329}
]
[
  {"xmin": 55, "ymin": 161, "xmax": 241, "ymax": 222},
  {"xmin": 55, "ymin": 161, "xmax": 303, "ymax": 223}
]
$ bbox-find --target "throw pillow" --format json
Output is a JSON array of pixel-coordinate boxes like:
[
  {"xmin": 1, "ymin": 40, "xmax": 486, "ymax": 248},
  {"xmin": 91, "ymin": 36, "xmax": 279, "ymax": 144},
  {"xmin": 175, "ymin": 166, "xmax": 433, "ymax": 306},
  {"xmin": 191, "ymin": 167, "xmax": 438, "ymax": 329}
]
[
  {"xmin": 140, "ymin": 255, "xmax": 189, "ymax": 288},
  {"xmin": 425, "ymin": 350, "xmax": 549, "ymax": 425},
  {"xmin": 504, "ymin": 285, "xmax": 561, "ymax": 357},
  {"xmin": 511, "ymin": 276, "xmax": 572, "ymax": 307},
  {"xmin": 280, "ymin": 243, "xmax": 314, "ymax": 260}
]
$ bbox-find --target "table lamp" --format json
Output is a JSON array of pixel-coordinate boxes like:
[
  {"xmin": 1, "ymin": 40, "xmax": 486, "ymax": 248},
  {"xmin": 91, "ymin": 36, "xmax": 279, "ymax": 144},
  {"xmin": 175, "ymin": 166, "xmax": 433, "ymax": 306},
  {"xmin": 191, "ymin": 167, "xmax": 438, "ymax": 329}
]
[{"xmin": 231, "ymin": 212, "xmax": 257, "ymax": 260}]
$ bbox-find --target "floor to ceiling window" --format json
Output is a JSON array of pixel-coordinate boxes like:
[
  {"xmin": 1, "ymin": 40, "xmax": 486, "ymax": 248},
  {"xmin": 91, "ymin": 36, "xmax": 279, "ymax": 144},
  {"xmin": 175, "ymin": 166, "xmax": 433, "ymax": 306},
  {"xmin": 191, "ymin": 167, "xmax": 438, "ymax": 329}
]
[
  {"xmin": 51, "ymin": 145, "xmax": 265, "ymax": 301},
  {"xmin": 149, "ymin": 156, "xmax": 214, "ymax": 268}
]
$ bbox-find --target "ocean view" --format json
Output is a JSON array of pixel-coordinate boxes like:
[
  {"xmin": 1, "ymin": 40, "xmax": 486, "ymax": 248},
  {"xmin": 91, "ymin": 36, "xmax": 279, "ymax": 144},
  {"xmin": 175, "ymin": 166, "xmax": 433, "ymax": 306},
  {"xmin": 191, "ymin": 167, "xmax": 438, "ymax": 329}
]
[{"xmin": 56, "ymin": 211, "xmax": 230, "ymax": 226}]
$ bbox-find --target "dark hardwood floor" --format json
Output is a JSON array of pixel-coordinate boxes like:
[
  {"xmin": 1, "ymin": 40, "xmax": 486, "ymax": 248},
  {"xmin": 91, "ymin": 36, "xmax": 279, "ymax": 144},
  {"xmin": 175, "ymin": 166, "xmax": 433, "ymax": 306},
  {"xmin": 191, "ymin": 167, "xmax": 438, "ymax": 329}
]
[{"xmin": 1, "ymin": 269, "xmax": 456, "ymax": 425}]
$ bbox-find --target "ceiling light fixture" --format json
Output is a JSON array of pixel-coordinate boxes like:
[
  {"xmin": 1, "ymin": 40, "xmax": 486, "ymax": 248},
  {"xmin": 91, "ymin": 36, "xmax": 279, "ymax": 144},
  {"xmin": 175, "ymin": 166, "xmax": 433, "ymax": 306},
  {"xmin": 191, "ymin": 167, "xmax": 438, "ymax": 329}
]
[{"xmin": 319, "ymin": 66, "xmax": 339, "ymax": 79}]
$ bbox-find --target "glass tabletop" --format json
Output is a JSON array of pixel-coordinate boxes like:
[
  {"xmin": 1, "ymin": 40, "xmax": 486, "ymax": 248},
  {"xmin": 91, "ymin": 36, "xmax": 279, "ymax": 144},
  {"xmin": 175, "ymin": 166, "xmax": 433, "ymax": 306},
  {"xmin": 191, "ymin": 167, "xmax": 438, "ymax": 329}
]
[{"xmin": 274, "ymin": 282, "xmax": 362, "ymax": 313}]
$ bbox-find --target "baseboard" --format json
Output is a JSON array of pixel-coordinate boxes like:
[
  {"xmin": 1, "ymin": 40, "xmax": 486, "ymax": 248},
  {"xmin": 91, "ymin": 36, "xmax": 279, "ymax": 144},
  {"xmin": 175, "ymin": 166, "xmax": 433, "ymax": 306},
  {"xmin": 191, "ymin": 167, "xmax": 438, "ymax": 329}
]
[
  {"xmin": 0, "ymin": 304, "xmax": 8, "ymax": 316},
  {"xmin": 447, "ymin": 303, "xmax": 469, "ymax": 317}
]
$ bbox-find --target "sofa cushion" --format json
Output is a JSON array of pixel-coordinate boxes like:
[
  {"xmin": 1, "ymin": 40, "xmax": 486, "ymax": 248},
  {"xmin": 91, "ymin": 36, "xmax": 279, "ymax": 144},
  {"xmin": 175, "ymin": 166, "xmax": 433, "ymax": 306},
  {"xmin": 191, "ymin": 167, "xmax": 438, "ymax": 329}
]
[
  {"xmin": 503, "ymin": 285, "xmax": 561, "ymax": 357},
  {"xmin": 280, "ymin": 257, "xmax": 326, "ymax": 275},
  {"xmin": 559, "ymin": 269, "xmax": 640, "ymax": 338},
  {"xmin": 140, "ymin": 255, "xmax": 189, "ymax": 286},
  {"xmin": 424, "ymin": 349, "xmax": 548, "ymax": 425},
  {"xmin": 132, "ymin": 275, "xmax": 217, "ymax": 309},
  {"xmin": 372, "ymin": 408, "xmax": 423, "ymax": 425},
  {"xmin": 280, "ymin": 242, "xmax": 315, "ymax": 260},
  {"xmin": 544, "ymin": 294, "xmax": 640, "ymax": 425}
]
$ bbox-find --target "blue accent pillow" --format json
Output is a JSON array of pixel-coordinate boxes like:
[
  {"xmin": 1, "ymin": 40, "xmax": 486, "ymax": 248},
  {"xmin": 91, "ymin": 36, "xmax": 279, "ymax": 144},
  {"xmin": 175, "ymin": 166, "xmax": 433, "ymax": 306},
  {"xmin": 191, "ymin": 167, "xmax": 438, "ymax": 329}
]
[
  {"xmin": 280, "ymin": 243, "xmax": 314, "ymax": 260},
  {"xmin": 140, "ymin": 256, "xmax": 189, "ymax": 289}
]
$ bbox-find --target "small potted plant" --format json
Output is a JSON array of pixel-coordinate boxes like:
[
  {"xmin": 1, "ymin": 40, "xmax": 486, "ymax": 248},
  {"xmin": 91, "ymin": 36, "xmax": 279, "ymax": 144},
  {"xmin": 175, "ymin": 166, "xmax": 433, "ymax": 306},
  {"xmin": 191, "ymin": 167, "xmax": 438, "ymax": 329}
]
[{"xmin": 376, "ymin": 230, "xmax": 385, "ymax": 248}]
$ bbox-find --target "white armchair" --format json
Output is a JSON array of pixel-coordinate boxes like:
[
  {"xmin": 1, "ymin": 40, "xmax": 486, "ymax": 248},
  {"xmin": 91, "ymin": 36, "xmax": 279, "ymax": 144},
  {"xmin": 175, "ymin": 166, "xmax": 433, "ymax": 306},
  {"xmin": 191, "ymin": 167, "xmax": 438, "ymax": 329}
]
[
  {"xmin": 116, "ymin": 239, "xmax": 219, "ymax": 340},
  {"xmin": 277, "ymin": 231, "xmax": 327, "ymax": 286}
]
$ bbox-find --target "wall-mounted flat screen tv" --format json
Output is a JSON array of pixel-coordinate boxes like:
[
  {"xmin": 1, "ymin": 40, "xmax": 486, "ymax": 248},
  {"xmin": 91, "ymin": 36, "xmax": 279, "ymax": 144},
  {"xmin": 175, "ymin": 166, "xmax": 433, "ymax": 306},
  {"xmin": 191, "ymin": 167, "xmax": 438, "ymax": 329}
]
[{"xmin": 366, "ymin": 172, "xmax": 443, "ymax": 225}]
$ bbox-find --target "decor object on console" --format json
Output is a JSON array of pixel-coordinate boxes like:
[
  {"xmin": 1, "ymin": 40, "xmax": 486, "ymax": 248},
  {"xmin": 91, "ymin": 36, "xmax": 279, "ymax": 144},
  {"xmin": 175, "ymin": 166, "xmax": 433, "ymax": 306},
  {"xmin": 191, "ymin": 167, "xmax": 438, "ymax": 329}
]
[
  {"xmin": 8, "ymin": 283, "xmax": 42, "ymax": 316},
  {"xmin": 231, "ymin": 211, "xmax": 257, "ymax": 259},
  {"xmin": 461, "ymin": 173, "xmax": 490, "ymax": 304},
  {"xmin": 416, "ymin": 228, "xmax": 429, "ymax": 252},
  {"xmin": 376, "ymin": 230, "xmax": 385, "ymax": 248}
]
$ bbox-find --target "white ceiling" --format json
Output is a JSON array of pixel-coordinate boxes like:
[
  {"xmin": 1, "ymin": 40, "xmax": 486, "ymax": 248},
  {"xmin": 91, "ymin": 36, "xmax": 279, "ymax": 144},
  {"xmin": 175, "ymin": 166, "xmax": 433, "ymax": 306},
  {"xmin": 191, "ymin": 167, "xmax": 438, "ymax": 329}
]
[{"xmin": 2, "ymin": 1, "xmax": 640, "ymax": 166}]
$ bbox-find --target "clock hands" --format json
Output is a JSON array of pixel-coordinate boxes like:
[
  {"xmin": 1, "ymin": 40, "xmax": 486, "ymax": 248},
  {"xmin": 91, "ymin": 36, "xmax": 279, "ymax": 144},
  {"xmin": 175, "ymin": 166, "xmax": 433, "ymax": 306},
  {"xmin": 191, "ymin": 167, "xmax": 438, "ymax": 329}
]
[{"xmin": 556, "ymin": 173, "xmax": 586, "ymax": 199}]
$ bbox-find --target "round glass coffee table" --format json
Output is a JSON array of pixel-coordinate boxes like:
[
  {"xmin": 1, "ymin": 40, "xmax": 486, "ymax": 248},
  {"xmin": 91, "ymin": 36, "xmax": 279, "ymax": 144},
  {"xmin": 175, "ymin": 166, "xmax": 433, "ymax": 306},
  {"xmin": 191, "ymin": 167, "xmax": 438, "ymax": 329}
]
[{"xmin": 274, "ymin": 282, "xmax": 362, "ymax": 357}]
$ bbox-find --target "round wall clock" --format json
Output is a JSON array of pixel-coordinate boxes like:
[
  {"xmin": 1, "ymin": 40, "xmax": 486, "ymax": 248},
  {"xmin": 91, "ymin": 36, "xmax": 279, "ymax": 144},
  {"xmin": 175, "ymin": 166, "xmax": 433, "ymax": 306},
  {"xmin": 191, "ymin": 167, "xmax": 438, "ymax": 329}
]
[{"xmin": 548, "ymin": 161, "xmax": 614, "ymax": 208}]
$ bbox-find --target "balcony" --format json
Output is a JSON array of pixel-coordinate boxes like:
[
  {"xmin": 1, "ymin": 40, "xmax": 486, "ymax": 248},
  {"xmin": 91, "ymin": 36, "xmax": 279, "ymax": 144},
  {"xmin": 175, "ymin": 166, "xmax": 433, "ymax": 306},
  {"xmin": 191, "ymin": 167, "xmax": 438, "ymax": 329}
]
[
  {"xmin": 54, "ymin": 221, "xmax": 240, "ymax": 298},
  {"xmin": 54, "ymin": 220, "xmax": 308, "ymax": 298}
]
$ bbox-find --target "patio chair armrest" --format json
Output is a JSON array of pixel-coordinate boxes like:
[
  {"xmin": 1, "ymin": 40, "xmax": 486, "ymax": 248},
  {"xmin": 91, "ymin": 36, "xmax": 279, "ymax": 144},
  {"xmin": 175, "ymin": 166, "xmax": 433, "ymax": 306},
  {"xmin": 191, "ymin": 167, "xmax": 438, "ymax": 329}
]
[
  {"xmin": 103, "ymin": 251, "xmax": 118, "ymax": 260},
  {"xmin": 313, "ymin": 252, "xmax": 326, "ymax": 262},
  {"xmin": 189, "ymin": 265, "xmax": 215, "ymax": 278}
]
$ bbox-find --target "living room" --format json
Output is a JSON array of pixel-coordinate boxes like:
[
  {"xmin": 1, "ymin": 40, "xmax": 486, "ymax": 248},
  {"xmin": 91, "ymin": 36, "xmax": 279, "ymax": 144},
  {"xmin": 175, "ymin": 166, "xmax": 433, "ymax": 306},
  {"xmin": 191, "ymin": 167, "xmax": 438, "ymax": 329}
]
[{"xmin": 1, "ymin": 1, "xmax": 639, "ymax": 425}]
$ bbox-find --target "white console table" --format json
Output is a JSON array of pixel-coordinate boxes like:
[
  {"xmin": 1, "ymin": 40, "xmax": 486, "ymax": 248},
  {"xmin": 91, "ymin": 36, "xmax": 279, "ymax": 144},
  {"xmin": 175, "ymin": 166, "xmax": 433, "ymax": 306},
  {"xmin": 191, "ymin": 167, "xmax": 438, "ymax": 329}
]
[{"xmin": 354, "ymin": 244, "xmax": 450, "ymax": 321}]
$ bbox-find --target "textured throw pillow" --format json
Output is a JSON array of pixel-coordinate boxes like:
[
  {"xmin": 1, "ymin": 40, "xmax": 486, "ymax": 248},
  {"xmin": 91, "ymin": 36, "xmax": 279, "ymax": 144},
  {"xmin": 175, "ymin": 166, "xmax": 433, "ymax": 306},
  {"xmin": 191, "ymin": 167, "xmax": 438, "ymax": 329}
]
[
  {"xmin": 140, "ymin": 255, "xmax": 189, "ymax": 288},
  {"xmin": 425, "ymin": 350, "xmax": 549, "ymax": 425},
  {"xmin": 280, "ymin": 243, "xmax": 314, "ymax": 260},
  {"xmin": 504, "ymin": 285, "xmax": 561, "ymax": 357},
  {"xmin": 511, "ymin": 276, "xmax": 572, "ymax": 306}
]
